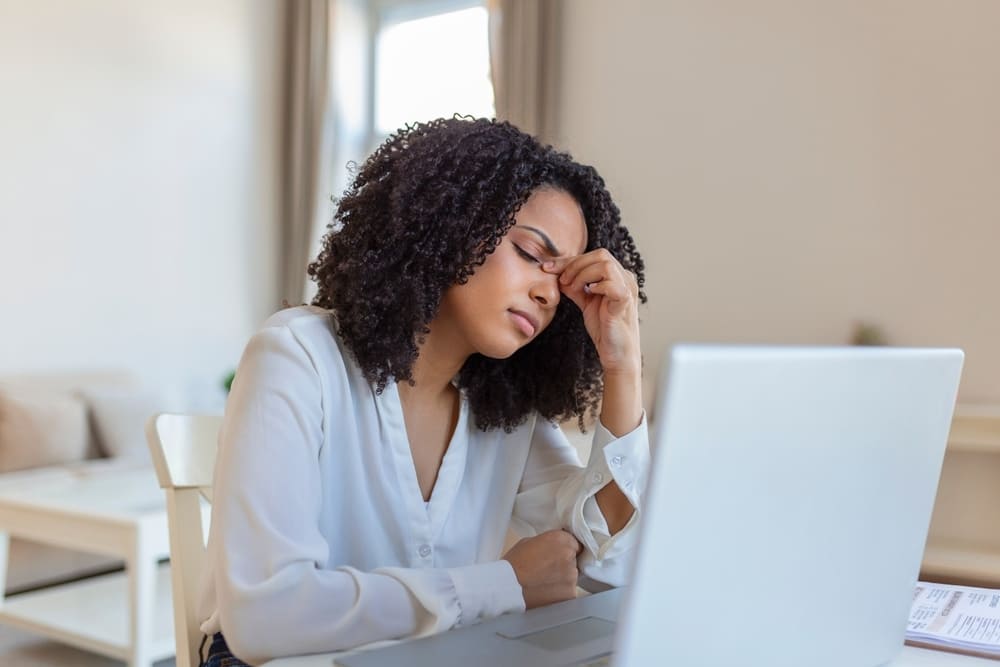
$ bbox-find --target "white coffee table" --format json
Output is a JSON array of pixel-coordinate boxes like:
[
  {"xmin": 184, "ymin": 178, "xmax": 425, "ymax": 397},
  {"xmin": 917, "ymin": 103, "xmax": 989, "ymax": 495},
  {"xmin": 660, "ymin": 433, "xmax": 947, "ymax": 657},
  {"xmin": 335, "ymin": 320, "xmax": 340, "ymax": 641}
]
[{"xmin": 0, "ymin": 459, "xmax": 175, "ymax": 667}]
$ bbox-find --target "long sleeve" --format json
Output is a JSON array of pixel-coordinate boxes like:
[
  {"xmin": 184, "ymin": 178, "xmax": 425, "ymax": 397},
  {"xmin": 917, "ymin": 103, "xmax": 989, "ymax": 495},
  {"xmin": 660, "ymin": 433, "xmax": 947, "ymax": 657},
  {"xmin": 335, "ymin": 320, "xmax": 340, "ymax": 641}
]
[
  {"xmin": 510, "ymin": 415, "xmax": 651, "ymax": 586},
  {"xmin": 200, "ymin": 321, "xmax": 523, "ymax": 664}
]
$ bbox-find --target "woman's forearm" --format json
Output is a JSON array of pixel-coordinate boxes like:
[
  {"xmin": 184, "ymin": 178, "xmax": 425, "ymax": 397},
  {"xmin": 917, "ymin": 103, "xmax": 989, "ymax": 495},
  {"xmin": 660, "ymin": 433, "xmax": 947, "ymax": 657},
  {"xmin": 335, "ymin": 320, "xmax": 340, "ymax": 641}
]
[
  {"xmin": 595, "ymin": 369, "xmax": 643, "ymax": 534},
  {"xmin": 599, "ymin": 369, "xmax": 642, "ymax": 437}
]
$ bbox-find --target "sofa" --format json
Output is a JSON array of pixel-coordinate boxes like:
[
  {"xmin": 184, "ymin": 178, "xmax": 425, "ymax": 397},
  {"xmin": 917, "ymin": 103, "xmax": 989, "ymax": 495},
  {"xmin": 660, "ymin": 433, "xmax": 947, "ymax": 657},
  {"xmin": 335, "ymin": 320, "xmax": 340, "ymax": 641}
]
[{"xmin": 0, "ymin": 371, "xmax": 167, "ymax": 593}]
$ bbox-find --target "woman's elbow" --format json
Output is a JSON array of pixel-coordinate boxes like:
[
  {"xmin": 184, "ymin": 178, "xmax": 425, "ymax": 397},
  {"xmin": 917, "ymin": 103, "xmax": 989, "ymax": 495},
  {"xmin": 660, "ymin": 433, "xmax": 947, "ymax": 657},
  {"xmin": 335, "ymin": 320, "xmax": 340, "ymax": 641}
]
[{"xmin": 219, "ymin": 604, "xmax": 288, "ymax": 665}]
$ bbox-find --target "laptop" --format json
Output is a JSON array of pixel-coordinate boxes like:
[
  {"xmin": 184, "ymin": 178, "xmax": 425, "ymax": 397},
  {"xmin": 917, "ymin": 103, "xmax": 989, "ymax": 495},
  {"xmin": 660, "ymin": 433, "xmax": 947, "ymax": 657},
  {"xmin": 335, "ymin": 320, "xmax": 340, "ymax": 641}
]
[{"xmin": 338, "ymin": 345, "xmax": 964, "ymax": 667}]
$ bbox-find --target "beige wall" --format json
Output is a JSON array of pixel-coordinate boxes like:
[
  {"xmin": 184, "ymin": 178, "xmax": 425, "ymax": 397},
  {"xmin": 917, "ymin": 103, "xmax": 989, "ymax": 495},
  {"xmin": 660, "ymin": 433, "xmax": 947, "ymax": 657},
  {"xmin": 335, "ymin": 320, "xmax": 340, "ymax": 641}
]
[
  {"xmin": 3, "ymin": 1, "xmax": 996, "ymax": 410},
  {"xmin": 555, "ymin": 0, "xmax": 1000, "ymax": 411},
  {"xmin": 0, "ymin": 0, "xmax": 282, "ymax": 408}
]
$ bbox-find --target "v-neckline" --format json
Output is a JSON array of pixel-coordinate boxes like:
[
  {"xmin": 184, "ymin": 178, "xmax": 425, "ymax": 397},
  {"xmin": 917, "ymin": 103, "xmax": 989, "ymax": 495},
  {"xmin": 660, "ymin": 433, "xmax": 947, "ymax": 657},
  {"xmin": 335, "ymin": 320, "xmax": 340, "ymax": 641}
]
[{"xmin": 381, "ymin": 382, "xmax": 469, "ymax": 542}]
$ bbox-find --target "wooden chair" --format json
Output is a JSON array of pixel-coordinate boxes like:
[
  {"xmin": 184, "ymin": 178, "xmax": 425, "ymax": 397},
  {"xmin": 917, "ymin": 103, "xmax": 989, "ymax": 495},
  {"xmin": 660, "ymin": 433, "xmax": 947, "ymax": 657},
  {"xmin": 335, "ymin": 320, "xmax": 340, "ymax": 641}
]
[{"xmin": 146, "ymin": 413, "xmax": 222, "ymax": 667}]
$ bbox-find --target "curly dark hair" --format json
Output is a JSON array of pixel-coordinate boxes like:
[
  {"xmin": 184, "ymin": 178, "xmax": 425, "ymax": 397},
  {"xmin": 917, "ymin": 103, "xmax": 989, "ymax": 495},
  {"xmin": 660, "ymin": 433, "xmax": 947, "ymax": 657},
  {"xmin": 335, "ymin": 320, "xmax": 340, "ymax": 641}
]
[{"xmin": 308, "ymin": 117, "xmax": 645, "ymax": 431}]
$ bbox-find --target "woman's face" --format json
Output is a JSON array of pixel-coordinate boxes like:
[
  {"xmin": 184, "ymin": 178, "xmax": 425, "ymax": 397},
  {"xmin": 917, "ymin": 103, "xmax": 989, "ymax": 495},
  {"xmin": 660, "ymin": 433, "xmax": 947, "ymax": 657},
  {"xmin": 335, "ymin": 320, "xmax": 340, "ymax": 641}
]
[{"xmin": 436, "ymin": 187, "xmax": 588, "ymax": 359}]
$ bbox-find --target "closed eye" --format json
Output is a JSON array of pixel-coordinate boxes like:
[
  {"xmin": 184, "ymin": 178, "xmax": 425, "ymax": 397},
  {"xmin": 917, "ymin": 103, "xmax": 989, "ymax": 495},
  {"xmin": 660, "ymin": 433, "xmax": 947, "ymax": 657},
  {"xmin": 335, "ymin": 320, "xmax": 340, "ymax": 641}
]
[{"xmin": 513, "ymin": 243, "xmax": 541, "ymax": 265}]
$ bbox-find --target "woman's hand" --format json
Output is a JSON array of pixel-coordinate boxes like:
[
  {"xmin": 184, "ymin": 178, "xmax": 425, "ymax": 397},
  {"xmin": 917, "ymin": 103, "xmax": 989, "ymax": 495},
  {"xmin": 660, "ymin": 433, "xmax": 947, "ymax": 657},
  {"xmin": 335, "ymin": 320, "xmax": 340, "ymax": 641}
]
[
  {"xmin": 544, "ymin": 249, "xmax": 642, "ymax": 443},
  {"xmin": 503, "ymin": 530, "xmax": 582, "ymax": 609},
  {"xmin": 543, "ymin": 250, "xmax": 641, "ymax": 376}
]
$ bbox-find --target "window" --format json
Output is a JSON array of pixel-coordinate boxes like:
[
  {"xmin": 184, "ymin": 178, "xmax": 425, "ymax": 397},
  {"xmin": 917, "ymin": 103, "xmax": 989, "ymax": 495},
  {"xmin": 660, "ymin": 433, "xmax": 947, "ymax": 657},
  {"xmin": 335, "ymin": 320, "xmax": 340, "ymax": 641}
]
[
  {"xmin": 311, "ymin": 0, "xmax": 495, "ymax": 278},
  {"xmin": 368, "ymin": 0, "xmax": 493, "ymax": 149}
]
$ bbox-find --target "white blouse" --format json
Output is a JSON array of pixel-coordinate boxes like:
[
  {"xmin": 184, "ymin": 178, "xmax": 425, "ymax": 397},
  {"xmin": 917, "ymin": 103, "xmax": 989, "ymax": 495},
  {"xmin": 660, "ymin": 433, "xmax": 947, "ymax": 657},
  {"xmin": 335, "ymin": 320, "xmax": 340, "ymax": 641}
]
[{"xmin": 198, "ymin": 306, "xmax": 650, "ymax": 664}]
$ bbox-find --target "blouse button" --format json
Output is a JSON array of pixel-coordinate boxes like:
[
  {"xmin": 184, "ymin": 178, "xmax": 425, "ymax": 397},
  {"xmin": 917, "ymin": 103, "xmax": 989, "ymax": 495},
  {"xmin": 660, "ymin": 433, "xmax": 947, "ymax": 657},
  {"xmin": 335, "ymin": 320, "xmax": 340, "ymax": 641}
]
[
  {"xmin": 611, "ymin": 455, "xmax": 625, "ymax": 467},
  {"xmin": 418, "ymin": 544, "xmax": 432, "ymax": 558},
  {"xmin": 591, "ymin": 472, "xmax": 604, "ymax": 485}
]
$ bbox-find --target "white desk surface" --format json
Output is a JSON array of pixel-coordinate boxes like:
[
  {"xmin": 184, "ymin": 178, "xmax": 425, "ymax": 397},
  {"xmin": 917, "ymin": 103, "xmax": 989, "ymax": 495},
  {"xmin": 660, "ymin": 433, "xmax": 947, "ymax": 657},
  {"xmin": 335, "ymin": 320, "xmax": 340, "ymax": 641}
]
[
  {"xmin": 262, "ymin": 644, "xmax": 998, "ymax": 666},
  {"xmin": 893, "ymin": 646, "xmax": 998, "ymax": 665}
]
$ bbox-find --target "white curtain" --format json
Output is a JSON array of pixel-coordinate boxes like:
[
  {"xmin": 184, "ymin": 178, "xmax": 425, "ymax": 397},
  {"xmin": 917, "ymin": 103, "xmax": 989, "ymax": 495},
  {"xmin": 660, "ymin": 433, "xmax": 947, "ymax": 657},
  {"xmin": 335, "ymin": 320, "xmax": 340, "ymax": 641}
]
[
  {"xmin": 488, "ymin": 0, "xmax": 562, "ymax": 144},
  {"xmin": 278, "ymin": 0, "xmax": 332, "ymax": 307}
]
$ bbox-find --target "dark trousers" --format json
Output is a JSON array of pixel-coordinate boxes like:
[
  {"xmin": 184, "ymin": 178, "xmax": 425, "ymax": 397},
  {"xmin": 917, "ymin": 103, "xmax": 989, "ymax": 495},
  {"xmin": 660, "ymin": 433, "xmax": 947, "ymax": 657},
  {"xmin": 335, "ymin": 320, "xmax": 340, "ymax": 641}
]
[{"xmin": 201, "ymin": 632, "xmax": 251, "ymax": 667}]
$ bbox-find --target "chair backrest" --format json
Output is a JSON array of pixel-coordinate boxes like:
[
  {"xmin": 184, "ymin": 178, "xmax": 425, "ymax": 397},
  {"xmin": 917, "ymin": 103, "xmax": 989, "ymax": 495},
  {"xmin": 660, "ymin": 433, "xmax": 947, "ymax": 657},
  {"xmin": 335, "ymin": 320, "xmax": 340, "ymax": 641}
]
[{"xmin": 146, "ymin": 413, "xmax": 222, "ymax": 667}]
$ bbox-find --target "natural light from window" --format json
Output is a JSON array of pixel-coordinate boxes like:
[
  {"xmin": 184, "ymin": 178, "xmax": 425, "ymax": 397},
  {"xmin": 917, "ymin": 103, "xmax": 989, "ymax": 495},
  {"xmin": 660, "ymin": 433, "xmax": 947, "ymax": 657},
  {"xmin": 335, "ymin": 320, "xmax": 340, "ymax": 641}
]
[{"xmin": 375, "ymin": 6, "xmax": 494, "ymax": 137}]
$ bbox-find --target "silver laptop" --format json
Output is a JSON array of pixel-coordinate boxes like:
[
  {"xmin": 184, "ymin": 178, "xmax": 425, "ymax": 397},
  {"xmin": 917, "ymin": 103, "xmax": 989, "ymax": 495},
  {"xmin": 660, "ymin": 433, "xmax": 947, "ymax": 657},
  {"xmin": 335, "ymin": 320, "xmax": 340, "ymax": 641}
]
[{"xmin": 339, "ymin": 345, "xmax": 963, "ymax": 667}]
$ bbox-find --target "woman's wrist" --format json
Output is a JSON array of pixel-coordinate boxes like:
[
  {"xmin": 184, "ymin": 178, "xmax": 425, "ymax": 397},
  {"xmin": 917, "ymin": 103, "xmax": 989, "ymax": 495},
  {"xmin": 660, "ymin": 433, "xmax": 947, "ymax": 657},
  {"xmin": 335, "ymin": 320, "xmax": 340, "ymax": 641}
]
[{"xmin": 599, "ymin": 368, "xmax": 643, "ymax": 438}]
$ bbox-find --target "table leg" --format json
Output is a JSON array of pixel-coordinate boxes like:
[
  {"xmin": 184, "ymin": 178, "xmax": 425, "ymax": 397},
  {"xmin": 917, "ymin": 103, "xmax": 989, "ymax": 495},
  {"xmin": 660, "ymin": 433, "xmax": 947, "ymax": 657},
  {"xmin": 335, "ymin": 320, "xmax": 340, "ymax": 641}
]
[{"xmin": 128, "ymin": 524, "xmax": 158, "ymax": 667}]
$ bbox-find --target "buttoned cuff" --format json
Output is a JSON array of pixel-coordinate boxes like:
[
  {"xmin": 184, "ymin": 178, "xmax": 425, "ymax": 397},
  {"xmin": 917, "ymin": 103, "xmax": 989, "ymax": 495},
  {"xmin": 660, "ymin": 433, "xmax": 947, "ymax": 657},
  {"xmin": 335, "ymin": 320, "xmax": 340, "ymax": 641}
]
[
  {"xmin": 586, "ymin": 412, "xmax": 649, "ymax": 510},
  {"xmin": 571, "ymin": 413, "xmax": 650, "ymax": 560},
  {"xmin": 448, "ymin": 559, "xmax": 525, "ymax": 627}
]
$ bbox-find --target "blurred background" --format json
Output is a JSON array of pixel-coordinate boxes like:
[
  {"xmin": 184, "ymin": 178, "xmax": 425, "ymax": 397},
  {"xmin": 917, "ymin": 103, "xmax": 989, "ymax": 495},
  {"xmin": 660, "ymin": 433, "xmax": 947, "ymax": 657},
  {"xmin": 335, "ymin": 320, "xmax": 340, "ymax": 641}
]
[{"xmin": 1, "ymin": 0, "xmax": 998, "ymax": 413}]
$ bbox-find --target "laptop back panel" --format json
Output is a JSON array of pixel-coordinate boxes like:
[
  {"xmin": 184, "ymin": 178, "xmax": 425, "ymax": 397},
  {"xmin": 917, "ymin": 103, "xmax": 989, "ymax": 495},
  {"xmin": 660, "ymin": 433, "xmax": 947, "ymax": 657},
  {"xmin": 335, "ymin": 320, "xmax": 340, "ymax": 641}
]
[{"xmin": 615, "ymin": 346, "xmax": 963, "ymax": 667}]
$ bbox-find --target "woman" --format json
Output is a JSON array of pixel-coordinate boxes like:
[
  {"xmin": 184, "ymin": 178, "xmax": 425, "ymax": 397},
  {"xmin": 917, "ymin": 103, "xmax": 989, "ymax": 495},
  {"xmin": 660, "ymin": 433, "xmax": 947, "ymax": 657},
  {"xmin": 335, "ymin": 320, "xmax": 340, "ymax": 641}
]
[{"xmin": 200, "ymin": 117, "xmax": 650, "ymax": 665}]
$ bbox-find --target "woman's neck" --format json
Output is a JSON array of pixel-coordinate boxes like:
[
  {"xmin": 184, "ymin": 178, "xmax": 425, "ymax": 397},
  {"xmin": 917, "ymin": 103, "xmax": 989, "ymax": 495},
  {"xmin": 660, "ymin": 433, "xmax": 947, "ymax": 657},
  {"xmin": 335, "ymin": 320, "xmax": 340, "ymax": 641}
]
[{"xmin": 399, "ymin": 321, "xmax": 470, "ymax": 400}]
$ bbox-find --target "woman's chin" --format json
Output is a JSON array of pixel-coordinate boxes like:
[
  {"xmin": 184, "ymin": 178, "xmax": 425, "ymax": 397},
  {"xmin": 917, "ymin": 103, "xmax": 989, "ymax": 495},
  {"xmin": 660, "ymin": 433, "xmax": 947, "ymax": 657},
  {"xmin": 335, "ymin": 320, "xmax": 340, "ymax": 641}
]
[
  {"xmin": 479, "ymin": 348, "xmax": 518, "ymax": 361},
  {"xmin": 476, "ymin": 336, "xmax": 525, "ymax": 360}
]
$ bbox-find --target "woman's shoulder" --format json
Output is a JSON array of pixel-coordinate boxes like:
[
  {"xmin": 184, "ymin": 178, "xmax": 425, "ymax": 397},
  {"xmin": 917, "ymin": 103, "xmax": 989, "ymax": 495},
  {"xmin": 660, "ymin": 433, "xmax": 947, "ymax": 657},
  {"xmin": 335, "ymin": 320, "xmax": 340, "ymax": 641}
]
[
  {"xmin": 251, "ymin": 306, "xmax": 355, "ymax": 373},
  {"xmin": 260, "ymin": 305, "xmax": 334, "ymax": 334}
]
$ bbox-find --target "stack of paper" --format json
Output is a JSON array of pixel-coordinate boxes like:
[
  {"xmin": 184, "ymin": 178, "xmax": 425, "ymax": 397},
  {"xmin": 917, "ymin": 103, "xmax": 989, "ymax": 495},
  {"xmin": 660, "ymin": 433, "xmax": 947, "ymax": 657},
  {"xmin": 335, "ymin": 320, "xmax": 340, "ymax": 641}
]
[{"xmin": 907, "ymin": 581, "xmax": 1000, "ymax": 658}]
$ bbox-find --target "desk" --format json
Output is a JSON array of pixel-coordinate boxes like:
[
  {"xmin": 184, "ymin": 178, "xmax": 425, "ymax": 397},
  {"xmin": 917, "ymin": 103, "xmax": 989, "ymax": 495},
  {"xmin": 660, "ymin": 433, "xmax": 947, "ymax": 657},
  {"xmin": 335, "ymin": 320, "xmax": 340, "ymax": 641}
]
[
  {"xmin": 257, "ymin": 585, "xmax": 998, "ymax": 667},
  {"xmin": 893, "ymin": 647, "xmax": 998, "ymax": 665},
  {"xmin": 261, "ymin": 644, "xmax": 996, "ymax": 666}
]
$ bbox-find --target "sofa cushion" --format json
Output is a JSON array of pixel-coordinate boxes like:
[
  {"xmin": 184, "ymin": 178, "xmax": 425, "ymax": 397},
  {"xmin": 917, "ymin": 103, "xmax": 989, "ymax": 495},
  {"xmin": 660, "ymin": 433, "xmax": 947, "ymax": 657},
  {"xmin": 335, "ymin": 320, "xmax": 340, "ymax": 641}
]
[
  {"xmin": 77, "ymin": 386, "xmax": 165, "ymax": 460},
  {"xmin": 0, "ymin": 391, "xmax": 90, "ymax": 473}
]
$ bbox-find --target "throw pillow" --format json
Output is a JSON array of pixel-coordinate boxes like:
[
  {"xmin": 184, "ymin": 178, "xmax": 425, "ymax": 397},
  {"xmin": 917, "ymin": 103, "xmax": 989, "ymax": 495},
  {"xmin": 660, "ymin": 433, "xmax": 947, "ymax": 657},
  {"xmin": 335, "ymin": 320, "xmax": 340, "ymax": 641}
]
[
  {"xmin": 0, "ymin": 391, "xmax": 90, "ymax": 473},
  {"xmin": 78, "ymin": 386, "xmax": 166, "ymax": 460}
]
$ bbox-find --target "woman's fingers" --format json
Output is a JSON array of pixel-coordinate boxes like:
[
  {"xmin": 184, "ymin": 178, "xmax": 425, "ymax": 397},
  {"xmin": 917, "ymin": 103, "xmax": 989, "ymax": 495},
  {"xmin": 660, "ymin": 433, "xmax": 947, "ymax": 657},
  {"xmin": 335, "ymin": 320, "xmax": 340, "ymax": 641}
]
[
  {"xmin": 545, "ymin": 251, "xmax": 631, "ymax": 295},
  {"xmin": 543, "ymin": 249, "xmax": 612, "ymax": 286},
  {"xmin": 574, "ymin": 265, "xmax": 630, "ymax": 300}
]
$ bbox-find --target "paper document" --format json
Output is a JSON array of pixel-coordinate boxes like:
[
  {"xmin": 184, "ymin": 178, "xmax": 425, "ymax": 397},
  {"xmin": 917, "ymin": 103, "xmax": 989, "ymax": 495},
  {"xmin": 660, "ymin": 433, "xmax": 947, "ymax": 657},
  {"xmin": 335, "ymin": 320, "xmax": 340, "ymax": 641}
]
[{"xmin": 907, "ymin": 581, "xmax": 1000, "ymax": 658}]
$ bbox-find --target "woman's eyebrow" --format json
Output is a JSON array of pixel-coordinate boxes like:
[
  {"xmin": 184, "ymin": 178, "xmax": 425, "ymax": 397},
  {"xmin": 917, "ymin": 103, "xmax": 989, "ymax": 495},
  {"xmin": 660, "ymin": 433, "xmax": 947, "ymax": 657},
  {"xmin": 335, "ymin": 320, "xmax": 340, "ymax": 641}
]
[{"xmin": 518, "ymin": 225, "xmax": 562, "ymax": 257}]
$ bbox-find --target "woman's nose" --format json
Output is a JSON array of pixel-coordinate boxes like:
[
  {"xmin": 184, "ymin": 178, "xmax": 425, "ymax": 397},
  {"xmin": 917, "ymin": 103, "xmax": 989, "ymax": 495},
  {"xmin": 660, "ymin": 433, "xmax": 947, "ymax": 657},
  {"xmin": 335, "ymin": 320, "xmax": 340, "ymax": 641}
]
[{"xmin": 530, "ymin": 273, "xmax": 561, "ymax": 308}]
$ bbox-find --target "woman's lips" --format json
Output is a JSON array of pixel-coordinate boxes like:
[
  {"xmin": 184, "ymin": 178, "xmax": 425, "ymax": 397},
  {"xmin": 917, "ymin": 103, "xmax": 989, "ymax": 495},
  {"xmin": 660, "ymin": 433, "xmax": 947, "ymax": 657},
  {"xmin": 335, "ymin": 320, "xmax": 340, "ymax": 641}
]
[{"xmin": 508, "ymin": 310, "xmax": 537, "ymax": 337}]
